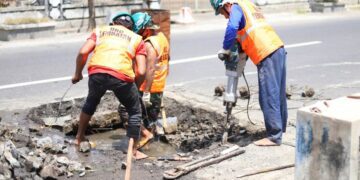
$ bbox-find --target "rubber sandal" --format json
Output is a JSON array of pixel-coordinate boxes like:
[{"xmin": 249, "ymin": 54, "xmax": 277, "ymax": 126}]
[
  {"xmin": 136, "ymin": 136, "xmax": 154, "ymax": 149},
  {"xmin": 133, "ymin": 150, "xmax": 149, "ymax": 160}
]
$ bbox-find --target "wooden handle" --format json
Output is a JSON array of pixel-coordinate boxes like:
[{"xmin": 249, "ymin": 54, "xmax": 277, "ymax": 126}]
[
  {"xmin": 237, "ymin": 163, "xmax": 294, "ymax": 178},
  {"xmin": 161, "ymin": 99, "xmax": 167, "ymax": 128},
  {"xmin": 125, "ymin": 138, "xmax": 134, "ymax": 180}
]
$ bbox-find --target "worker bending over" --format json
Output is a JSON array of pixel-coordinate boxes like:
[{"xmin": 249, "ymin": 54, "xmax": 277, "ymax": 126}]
[
  {"xmin": 72, "ymin": 12, "xmax": 148, "ymax": 159},
  {"xmin": 210, "ymin": 0, "xmax": 288, "ymax": 146}
]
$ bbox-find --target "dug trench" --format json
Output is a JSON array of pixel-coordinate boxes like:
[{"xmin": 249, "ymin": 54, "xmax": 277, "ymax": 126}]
[{"xmin": 0, "ymin": 91, "xmax": 266, "ymax": 179}]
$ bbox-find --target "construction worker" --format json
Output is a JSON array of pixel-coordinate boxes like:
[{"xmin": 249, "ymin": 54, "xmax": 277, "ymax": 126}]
[
  {"xmin": 210, "ymin": 0, "xmax": 288, "ymax": 146},
  {"xmin": 132, "ymin": 12, "xmax": 170, "ymax": 146},
  {"xmin": 71, "ymin": 12, "xmax": 148, "ymax": 159}
]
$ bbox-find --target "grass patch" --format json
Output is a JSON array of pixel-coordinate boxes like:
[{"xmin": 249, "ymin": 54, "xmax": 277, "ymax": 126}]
[
  {"xmin": 4, "ymin": 17, "xmax": 50, "ymax": 25},
  {"xmin": 347, "ymin": 5, "xmax": 360, "ymax": 10},
  {"xmin": 296, "ymin": 8, "xmax": 309, "ymax": 14}
]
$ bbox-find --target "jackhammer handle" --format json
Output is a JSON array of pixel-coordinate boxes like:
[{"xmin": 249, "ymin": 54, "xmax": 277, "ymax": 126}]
[{"xmin": 218, "ymin": 53, "xmax": 230, "ymax": 61}]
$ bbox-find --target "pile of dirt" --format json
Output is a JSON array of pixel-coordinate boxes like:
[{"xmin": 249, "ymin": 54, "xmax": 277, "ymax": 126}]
[
  {"xmin": 26, "ymin": 91, "xmax": 258, "ymax": 153},
  {"xmin": 27, "ymin": 92, "xmax": 122, "ymax": 135},
  {"xmin": 164, "ymin": 97, "xmax": 248, "ymax": 152}
]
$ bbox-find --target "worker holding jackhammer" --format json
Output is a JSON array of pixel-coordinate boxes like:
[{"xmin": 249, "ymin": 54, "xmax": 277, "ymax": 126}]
[
  {"xmin": 71, "ymin": 12, "xmax": 148, "ymax": 159},
  {"xmin": 210, "ymin": 0, "xmax": 288, "ymax": 146},
  {"xmin": 131, "ymin": 12, "xmax": 170, "ymax": 148}
]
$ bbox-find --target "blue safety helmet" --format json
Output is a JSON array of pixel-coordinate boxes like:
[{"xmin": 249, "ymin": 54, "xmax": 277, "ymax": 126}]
[
  {"xmin": 132, "ymin": 12, "xmax": 158, "ymax": 33},
  {"xmin": 210, "ymin": 0, "xmax": 223, "ymax": 15}
]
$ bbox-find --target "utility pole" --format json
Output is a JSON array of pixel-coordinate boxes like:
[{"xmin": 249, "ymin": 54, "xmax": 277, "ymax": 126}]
[{"xmin": 88, "ymin": 0, "xmax": 96, "ymax": 31}]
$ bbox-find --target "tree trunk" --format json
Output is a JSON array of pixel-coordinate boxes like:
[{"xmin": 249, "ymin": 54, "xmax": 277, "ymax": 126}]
[{"xmin": 88, "ymin": 0, "xmax": 96, "ymax": 31}]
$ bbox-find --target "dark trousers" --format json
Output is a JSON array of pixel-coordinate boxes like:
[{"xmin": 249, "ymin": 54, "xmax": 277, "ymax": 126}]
[
  {"xmin": 257, "ymin": 47, "xmax": 288, "ymax": 144},
  {"xmin": 82, "ymin": 73, "xmax": 141, "ymax": 140},
  {"xmin": 139, "ymin": 92, "xmax": 163, "ymax": 128},
  {"xmin": 118, "ymin": 91, "xmax": 163, "ymax": 129}
]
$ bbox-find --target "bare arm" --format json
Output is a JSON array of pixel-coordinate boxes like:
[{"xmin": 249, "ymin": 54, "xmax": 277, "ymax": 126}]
[
  {"xmin": 143, "ymin": 42, "xmax": 157, "ymax": 92},
  {"xmin": 72, "ymin": 39, "xmax": 96, "ymax": 84},
  {"xmin": 135, "ymin": 54, "xmax": 146, "ymax": 87}
]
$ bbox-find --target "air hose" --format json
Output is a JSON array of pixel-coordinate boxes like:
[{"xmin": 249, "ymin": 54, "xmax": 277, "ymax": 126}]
[{"xmin": 242, "ymin": 71, "xmax": 256, "ymax": 125}]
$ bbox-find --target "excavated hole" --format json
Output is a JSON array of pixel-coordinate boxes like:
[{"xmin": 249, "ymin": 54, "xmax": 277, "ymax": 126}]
[{"xmin": 27, "ymin": 92, "xmax": 265, "ymax": 152}]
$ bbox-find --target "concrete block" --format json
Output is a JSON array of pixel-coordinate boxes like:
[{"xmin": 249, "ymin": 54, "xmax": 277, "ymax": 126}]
[
  {"xmin": 310, "ymin": 2, "xmax": 333, "ymax": 12},
  {"xmin": 295, "ymin": 93, "xmax": 360, "ymax": 180},
  {"xmin": 310, "ymin": 2, "xmax": 346, "ymax": 12},
  {"xmin": 0, "ymin": 22, "xmax": 55, "ymax": 41},
  {"xmin": 332, "ymin": 3, "xmax": 346, "ymax": 12}
]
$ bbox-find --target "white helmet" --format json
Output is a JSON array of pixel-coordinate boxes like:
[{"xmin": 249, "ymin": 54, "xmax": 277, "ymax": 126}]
[{"xmin": 220, "ymin": 0, "xmax": 237, "ymax": 6}]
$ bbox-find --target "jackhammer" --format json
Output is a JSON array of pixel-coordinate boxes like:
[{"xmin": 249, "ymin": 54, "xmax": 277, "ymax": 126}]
[{"xmin": 218, "ymin": 43, "xmax": 247, "ymax": 144}]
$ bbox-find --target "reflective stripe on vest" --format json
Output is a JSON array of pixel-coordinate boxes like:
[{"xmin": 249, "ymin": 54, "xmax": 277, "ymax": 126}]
[
  {"xmin": 140, "ymin": 32, "xmax": 170, "ymax": 93},
  {"xmin": 88, "ymin": 25, "xmax": 142, "ymax": 80},
  {"xmin": 235, "ymin": 0, "xmax": 284, "ymax": 65}
]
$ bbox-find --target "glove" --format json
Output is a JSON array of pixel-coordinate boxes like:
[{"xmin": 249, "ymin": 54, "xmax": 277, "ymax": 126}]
[
  {"xmin": 217, "ymin": 48, "xmax": 231, "ymax": 61},
  {"xmin": 142, "ymin": 92, "xmax": 152, "ymax": 107}
]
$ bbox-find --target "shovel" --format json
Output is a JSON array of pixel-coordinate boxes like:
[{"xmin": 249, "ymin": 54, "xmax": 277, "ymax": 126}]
[
  {"xmin": 156, "ymin": 116, "xmax": 178, "ymax": 134},
  {"xmin": 155, "ymin": 99, "xmax": 166, "ymax": 135},
  {"xmin": 155, "ymin": 99, "xmax": 178, "ymax": 134}
]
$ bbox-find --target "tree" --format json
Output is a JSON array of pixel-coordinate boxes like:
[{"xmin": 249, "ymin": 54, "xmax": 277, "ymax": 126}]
[{"xmin": 88, "ymin": 0, "xmax": 96, "ymax": 31}]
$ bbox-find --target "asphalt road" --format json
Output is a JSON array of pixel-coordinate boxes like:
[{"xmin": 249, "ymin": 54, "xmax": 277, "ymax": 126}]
[{"xmin": 0, "ymin": 12, "xmax": 360, "ymax": 110}]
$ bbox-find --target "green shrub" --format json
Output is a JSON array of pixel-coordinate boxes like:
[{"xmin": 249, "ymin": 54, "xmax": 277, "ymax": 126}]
[
  {"xmin": 314, "ymin": 0, "xmax": 339, "ymax": 3},
  {"xmin": 4, "ymin": 17, "xmax": 50, "ymax": 25},
  {"xmin": 0, "ymin": 0, "xmax": 15, "ymax": 8}
]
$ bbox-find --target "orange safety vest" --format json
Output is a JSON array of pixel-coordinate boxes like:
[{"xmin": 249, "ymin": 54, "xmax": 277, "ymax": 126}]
[
  {"xmin": 236, "ymin": 0, "xmax": 284, "ymax": 65},
  {"xmin": 88, "ymin": 25, "xmax": 143, "ymax": 80},
  {"xmin": 140, "ymin": 32, "xmax": 170, "ymax": 93}
]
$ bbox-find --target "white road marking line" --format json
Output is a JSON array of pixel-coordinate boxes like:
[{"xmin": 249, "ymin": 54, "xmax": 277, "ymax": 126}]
[
  {"xmin": 0, "ymin": 41, "xmax": 322, "ymax": 90},
  {"xmin": 285, "ymin": 41, "xmax": 322, "ymax": 48},
  {"xmin": 170, "ymin": 55, "xmax": 217, "ymax": 65},
  {"xmin": 169, "ymin": 41, "xmax": 322, "ymax": 65},
  {"xmin": 0, "ymin": 75, "xmax": 89, "ymax": 90}
]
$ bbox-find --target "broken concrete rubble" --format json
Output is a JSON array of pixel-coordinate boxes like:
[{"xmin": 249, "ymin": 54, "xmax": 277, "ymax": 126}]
[
  {"xmin": 302, "ymin": 87, "xmax": 315, "ymax": 97},
  {"xmin": 28, "ymin": 124, "xmax": 41, "ymax": 133},
  {"xmin": 214, "ymin": 85, "xmax": 225, "ymax": 97},
  {"xmin": 4, "ymin": 150, "xmax": 20, "ymax": 168},
  {"xmin": 0, "ymin": 124, "xmax": 88, "ymax": 179},
  {"xmin": 0, "ymin": 164, "xmax": 12, "ymax": 179},
  {"xmin": 39, "ymin": 154, "xmax": 86, "ymax": 178},
  {"xmin": 79, "ymin": 141, "xmax": 91, "ymax": 153},
  {"xmin": 67, "ymin": 161, "xmax": 86, "ymax": 175},
  {"xmin": 57, "ymin": 156, "xmax": 70, "ymax": 165},
  {"xmin": 3, "ymin": 140, "xmax": 21, "ymax": 168},
  {"xmin": 239, "ymin": 86, "xmax": 250, "ymax": 99},
  {"xmin": 33, "ymin": 136, "xmax": 68, "ymax": 154},
  {"xmin": 14, "ymin": 167, "xmax": 33, "ymax": 179},
  {"xmin": 40, "ymin": 164, "xmax": 64, "ymax": 179},
  {"xmin": 24, "ymin": 155, "xmax": 43, "ymax": 171},
  {"xmin": 12, "ymin": 132, "xmax": 31, "ymax": 148},
  {"xmin": 41, "ymin": 115, "xmax": 72, "ymax": 127}
]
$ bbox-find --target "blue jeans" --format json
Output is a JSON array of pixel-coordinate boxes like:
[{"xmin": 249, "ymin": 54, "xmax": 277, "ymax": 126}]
[
  {"xmin": 257, "ymin": 47, "xmax": 287, "ymax": 144},
  {"xmin": 82, "ymin": 73, "xmax": 141, "ymax": 140}
]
